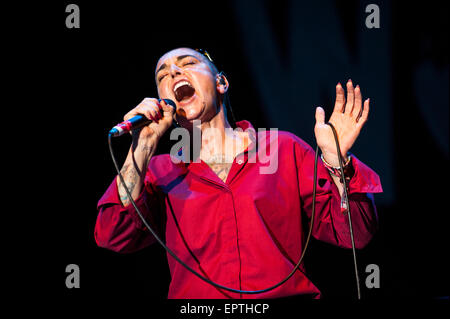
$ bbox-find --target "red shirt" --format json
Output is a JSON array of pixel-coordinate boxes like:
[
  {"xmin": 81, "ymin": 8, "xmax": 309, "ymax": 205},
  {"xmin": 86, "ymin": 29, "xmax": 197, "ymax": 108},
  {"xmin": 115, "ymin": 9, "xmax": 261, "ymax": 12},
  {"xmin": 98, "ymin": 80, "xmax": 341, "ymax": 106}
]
[{"xmin": 95, "ymin": 120, "xmax": 382, "ymax": 299}]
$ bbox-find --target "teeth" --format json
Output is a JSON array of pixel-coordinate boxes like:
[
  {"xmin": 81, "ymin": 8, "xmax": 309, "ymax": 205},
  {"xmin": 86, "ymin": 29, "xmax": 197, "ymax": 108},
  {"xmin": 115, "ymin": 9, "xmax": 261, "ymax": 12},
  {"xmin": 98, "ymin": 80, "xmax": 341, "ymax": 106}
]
[{"xmin": 174, "ymin": 80, "xmax": 191, "ymax": 92}]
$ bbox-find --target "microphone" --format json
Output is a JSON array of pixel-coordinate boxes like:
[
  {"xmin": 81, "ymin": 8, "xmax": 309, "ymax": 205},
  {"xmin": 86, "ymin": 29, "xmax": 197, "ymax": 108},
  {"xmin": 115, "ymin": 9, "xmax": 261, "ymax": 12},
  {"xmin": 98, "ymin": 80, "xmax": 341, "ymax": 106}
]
[{"xmin": 109, "ymin": 99, "xmax": 176, "ymax": 137}]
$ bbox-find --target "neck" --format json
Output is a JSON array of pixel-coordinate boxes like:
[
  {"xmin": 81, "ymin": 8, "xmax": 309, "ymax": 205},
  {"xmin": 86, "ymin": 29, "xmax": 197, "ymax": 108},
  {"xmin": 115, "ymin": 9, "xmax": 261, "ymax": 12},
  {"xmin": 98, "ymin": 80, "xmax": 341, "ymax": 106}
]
[{"xmin": 196, "ymin": 104, "xmax": 247, "ymax": 164}]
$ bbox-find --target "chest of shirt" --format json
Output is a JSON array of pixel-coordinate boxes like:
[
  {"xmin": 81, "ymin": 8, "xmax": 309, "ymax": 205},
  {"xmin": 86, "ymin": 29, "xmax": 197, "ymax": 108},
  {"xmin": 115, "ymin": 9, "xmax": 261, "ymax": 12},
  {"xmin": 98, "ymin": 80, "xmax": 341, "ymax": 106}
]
[{"xmin": 150, "ymin": 157, "xmax": 303, "ymax": 246}]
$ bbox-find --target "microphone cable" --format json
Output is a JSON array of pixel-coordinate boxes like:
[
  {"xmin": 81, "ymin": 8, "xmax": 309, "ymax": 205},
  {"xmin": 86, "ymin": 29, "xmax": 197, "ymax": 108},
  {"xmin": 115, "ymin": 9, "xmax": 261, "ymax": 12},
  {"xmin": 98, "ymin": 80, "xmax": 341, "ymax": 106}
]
[
  {"xmin": 326, "ymin": 122, "xmax": 361, "ymax": 299},
  {"xmin": 107, "ymin": 122, "xmax": 360, "ymax": 297}
]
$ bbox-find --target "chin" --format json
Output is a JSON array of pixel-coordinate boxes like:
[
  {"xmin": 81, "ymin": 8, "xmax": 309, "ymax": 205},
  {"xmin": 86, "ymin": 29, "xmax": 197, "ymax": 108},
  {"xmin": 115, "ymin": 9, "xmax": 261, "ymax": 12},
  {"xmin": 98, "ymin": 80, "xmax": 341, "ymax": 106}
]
[{"xmin": 179, "ymin": 100, "xmax": 205, "ymax": 121}]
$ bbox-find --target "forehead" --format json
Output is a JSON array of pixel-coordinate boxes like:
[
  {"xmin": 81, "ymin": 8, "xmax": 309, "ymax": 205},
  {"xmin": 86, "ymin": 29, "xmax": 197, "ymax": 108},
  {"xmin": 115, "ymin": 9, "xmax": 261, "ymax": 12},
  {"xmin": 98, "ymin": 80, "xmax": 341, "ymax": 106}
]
[{"xmin": 155, "ymin": 48, "xmax": 204, "ymax": 73}]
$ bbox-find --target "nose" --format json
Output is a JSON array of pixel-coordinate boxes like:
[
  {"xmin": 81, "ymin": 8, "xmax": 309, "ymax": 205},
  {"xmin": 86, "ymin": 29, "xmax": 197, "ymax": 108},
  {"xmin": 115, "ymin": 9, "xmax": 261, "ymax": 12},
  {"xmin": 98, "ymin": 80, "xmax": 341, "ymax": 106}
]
[{"xmin": 169, "ymin": 64, "xmax": 183, "ymax": 78}]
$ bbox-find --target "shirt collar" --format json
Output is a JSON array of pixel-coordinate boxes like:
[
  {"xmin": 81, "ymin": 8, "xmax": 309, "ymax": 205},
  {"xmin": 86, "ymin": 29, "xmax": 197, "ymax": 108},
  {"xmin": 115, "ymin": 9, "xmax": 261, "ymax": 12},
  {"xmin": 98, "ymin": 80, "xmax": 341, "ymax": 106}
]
[
  {"xmin": 174, "ymin": 120, "xmax": 258, "ymax": 163},
  {"xmin": 180, "ymin": 120, "xmax": 258, "ymax": 185}
]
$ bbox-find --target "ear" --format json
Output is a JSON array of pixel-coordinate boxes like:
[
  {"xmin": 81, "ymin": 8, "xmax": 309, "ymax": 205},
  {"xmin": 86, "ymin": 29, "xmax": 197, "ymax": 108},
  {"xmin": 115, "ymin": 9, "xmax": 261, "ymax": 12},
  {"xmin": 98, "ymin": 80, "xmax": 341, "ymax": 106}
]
[{"xmin": 216, "ymin": 72, "xmax": 229, "ymax": 94}]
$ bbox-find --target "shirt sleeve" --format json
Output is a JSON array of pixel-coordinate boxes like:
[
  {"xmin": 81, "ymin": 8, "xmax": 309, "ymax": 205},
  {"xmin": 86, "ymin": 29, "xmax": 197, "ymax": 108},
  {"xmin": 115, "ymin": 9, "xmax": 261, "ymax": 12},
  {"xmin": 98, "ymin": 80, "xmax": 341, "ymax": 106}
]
[
  {"xmin": 94, "ymin": 173, "xmax": 163, "ymax": 253},
  {"xmin": 296, "ymin": 141, "xmax": 383, "ymax": 249}
]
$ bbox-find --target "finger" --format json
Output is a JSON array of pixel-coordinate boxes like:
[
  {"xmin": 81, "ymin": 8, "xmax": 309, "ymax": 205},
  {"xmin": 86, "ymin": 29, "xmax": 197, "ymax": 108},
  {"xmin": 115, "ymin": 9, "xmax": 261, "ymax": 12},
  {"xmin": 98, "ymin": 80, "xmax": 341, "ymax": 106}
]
[
  {"xmin": 357, "ymin": 98, "xmax": 370, "ymax": 125},
  {"xmin": 137, "ymin": 104, "xmax": 158, "ymax": 123},
  {"xmin": 160, "ymin": 99, "xmax": 176, "ymax": 115},
  {"xmin": 315, "ymin": 106, "xmax": 326, "ymax": 125},
  {"xmin": 142, "ymin": 99, "xmax": 162, "ymax": 120},
  {"xmin": 344, "ymin": 79, "xmax": 354, "ymax": 115},
  {"xmin": 160, "ymin": 99, "xmax": 175, "ymax": 115},
  {"xmin": 124, "ymin": 110, "xmax": 134, "ymax": 121},
  {"xmin": 156, "ymin": 99, "xmax": 164, "ymax": 112},
  {"xmin": 333, "ymin": 82, "xmax": 346, "ymax": 113},
  {"xmin": 352, "ymin": 84, "xmax": 362, "ymax": 119},
  {"xmin": 154, "ymin": 100, "xmax": 163, "ymax": 119},
  {"xmin": 151, "ymin": 105, "xmax": 163, "ymax": 122},
  {"xmin": 124, "ymin": 107, "xmax": 142, "ymax": 121},
  {"xmin": 154, "ymin": 103, "xmax": 163, "ymax": 120},
  {"xmin": 158, "ymin": 99, "xmax": 166, "ymax": 119},
  {"xmin": 124, "ymin": 108, "xmax": 156, "ymax": 122},
  {"xmin": 145, "ymin": 109, "xmax": 158, "ymax": 123},
  {"xmin": 159, "ymin": 99, "xmax": 166, "ymax": 112}
]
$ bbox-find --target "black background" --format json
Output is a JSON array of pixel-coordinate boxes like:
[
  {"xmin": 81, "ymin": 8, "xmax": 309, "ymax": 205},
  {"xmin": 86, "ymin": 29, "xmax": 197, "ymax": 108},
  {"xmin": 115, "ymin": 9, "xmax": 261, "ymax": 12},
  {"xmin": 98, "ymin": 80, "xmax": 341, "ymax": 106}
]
[{"xmin": 11, "ymin": 0, "xmax": 448, "ymax": 310}]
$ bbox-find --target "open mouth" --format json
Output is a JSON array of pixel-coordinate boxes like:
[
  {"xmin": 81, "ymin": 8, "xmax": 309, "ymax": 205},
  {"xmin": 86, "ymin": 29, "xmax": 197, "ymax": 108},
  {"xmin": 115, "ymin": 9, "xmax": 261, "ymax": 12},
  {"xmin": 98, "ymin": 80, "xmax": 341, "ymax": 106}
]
[{"xmin": 173, "ymin": 80, "xmax": 195, "ymax": 102}]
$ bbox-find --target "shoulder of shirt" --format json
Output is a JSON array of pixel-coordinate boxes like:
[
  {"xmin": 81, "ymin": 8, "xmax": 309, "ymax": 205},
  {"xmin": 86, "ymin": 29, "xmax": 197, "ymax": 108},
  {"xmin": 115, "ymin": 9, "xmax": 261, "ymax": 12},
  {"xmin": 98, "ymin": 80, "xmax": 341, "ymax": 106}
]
[
  {"xmin": 258, "ymin": 130, "xmax": 313, "ymax": 152},
  {"xmin": 145, "ymin": 153, "xmax": 187, "ymax": 184},
  {"xmin": 148, "ymin": 153, "xmax": 183, "ymax": 170}
]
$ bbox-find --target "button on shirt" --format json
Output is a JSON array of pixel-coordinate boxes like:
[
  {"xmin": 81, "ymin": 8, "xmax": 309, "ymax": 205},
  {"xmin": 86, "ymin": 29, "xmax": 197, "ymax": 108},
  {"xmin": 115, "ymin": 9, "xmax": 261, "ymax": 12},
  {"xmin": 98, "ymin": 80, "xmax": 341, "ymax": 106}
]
[{"xmin": 95, "ymin": 120, "xmax": 382, "ymax": 299}]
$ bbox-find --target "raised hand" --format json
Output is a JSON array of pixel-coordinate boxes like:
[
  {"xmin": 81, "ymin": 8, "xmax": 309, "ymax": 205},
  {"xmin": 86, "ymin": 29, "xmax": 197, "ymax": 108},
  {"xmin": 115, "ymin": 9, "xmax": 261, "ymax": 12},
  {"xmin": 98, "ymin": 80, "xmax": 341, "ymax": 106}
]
[{"xmin": 314, "ymin": 79, "xmax": 370, "ymax": 167}]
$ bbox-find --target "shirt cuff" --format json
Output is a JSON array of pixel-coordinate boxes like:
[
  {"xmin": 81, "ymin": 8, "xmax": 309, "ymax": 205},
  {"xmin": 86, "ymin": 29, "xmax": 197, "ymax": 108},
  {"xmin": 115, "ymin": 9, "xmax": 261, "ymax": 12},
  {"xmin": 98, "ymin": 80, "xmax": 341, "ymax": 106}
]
[
  {"xmin": 346, "ymin": 154, "xmax": 383, "ymax": 194},
  {"xmin": 97, "ymin": 177, "xmax": 150, "ymax": 229}
]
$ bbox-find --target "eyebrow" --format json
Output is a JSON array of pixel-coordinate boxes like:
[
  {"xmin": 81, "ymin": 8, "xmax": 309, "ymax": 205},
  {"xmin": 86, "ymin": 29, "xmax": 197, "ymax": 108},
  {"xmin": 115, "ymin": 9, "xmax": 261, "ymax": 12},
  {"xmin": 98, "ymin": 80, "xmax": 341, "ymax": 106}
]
[{"xmin": 156, "ymin": 54, "xmax": 200, "ymax": 75}]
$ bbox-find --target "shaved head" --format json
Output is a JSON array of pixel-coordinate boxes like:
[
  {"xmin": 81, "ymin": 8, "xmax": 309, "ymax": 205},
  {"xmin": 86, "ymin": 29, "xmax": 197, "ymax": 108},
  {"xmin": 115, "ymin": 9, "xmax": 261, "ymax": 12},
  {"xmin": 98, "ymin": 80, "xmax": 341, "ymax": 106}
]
[{"xmin": 155, "ymin": 47, "xmax": 218, "ymax": 80}]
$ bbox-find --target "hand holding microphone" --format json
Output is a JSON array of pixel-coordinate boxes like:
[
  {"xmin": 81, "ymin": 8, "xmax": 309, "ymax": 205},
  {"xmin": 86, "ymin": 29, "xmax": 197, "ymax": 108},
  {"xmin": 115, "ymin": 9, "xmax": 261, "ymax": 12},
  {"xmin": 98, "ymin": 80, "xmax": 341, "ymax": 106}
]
[
  {"xmin": 109, "ymin": 98, "xmax": 176, "ymax": 207},
  {"xmin": 110, "ymin": 98, "xmax": 176, "ymax": 140}
]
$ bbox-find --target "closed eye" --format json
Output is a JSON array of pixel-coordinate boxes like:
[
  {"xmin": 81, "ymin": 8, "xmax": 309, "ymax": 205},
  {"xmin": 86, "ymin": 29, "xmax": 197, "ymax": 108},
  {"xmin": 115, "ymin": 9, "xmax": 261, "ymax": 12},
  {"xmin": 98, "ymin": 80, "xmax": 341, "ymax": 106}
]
[
  {"xmin": 157, "ymin": 57, "xmax": 198, "ymax": 82},
  {"xmin": 158, "ymin": 74, "xmax": 167, "ymax": 82},
  {"xmin": 183, "ymin": 61, "xmax": 196, "ymax": 66}
]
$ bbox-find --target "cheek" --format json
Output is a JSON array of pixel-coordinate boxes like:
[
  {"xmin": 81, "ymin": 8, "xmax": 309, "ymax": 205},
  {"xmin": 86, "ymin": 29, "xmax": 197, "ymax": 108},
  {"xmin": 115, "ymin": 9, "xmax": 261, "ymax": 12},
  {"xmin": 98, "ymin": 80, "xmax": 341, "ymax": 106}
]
[
  {"xmin": 196, "ymin": 78, "xmax": 217, "ymax": 100},
  {"xmin": 156, "ymin": 83, "xmax": 171, "ymax": 98},
  {"xmin": 192, "ymin": 69, "xmax": 216, "ymax": 91}
]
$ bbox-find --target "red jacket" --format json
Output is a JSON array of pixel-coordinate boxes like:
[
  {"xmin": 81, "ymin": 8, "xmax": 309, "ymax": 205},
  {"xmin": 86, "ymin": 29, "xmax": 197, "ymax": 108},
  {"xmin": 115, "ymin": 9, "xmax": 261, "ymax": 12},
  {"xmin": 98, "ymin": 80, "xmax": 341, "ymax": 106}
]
[{"xmin": 95, "ymin": 121, "xmax": 382, "ymax": 299}]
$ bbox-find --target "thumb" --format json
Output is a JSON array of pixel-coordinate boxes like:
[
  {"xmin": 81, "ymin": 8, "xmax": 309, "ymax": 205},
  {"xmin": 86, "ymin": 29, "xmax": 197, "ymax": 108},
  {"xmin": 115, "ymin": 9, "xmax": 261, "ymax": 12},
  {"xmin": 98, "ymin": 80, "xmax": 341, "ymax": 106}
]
[
  {"xmin": 160, "ymin": 99, "xmax": 176, "ymax": 115},
  {"xmin": 315, "ymin": 106, "xmax": 326, "ymax": 125}
]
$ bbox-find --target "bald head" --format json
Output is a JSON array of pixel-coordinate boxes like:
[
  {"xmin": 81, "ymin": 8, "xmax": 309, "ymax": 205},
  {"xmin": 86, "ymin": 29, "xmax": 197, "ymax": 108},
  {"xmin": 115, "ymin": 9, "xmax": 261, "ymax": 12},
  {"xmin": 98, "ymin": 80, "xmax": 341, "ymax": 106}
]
[{"xmin": 155, "ymin": 47, "xmax": 218, "ymax": 81}]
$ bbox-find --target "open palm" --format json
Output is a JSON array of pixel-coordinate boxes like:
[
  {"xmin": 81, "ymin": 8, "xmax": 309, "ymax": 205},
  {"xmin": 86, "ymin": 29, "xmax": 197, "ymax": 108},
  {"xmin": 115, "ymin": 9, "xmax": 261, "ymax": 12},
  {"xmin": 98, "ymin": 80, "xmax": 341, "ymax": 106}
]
[{"xmin": 314, "ymin": 80, "xmax": 370, "ymax": 165}]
